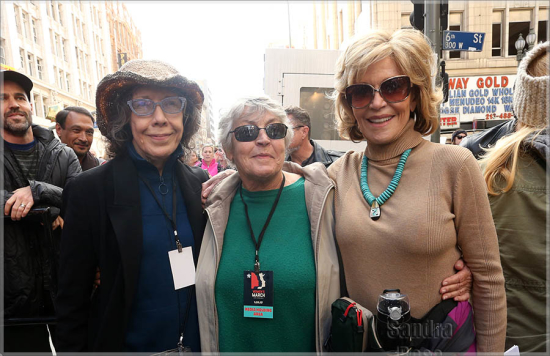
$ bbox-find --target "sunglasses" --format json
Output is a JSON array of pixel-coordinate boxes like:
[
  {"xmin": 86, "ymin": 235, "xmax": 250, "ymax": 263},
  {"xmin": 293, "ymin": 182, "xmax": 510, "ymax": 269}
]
[
  {"xmin": 229, "ymin": 123, "xmax": 288, "ymax": 142},
  {"xmin": 344, "ymin": 75, "xmax": 412, "ymax": 109},
  {"xmin": 127, "ymin": 96, "xmax": 187, "ymax": 116},
  {"xmin": 457, "ymin": 135, "xmax": 467, "ymax": 139}
]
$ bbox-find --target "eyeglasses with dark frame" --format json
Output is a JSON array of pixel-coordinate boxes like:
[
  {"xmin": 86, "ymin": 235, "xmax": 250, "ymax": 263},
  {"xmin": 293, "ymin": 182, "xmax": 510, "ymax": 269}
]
[
  {"xmin": 229, "ymin": 123, "xmax": 288, "ymax": 142},
  {"xmin": 456, "ymin": 135, "xmax": 467, "ymax": 140},
  {"xmin": 344, "ymin": 75, "xmax": 412, "ymax": 109},
  {"xmin": 292, "ymin": 125, "xmax": 306, "ymax": 130},
  {"xmin": 127, "ymin": 96, "xmax": 187, "ymax": 116}
]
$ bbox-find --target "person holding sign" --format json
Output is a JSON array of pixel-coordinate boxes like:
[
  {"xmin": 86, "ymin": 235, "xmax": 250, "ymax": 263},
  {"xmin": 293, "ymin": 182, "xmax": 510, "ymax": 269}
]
[
  {"xmin": 55, "ymin": 60, "xmax": 209, "ymax": 352},
  {"xmin": 196, "ymin": 96, "xmax": 341, "ymax": 352}
]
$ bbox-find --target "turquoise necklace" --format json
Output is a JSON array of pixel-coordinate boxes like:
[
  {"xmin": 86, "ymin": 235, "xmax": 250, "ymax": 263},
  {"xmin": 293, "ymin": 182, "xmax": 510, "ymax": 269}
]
[{"xmin": 360, "ymin": 148, "xmax": 412, "ymax": 220}]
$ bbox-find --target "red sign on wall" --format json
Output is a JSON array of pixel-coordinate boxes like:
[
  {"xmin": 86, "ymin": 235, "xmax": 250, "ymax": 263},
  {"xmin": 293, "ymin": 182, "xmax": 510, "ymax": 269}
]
[{"xmin": 440, "ymin": 116, "xmax": 460, "ymax": 129}]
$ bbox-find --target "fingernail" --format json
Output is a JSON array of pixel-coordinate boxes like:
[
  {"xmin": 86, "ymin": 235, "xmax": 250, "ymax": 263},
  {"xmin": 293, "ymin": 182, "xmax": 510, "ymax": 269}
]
[
  {"xmin": 442, "ymin": 296, "xmax": 447, "ymax": 300},
  {"xmin": 442, "ymin": 281, "xmax": 448, "ymax": 286},
  {"xmin": 441, "ymin": 289, "xmax": 446, "ymax": 293}
]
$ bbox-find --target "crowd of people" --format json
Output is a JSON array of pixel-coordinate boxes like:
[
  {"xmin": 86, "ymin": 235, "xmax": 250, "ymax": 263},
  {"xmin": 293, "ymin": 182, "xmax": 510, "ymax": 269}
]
[
  {"xmin": 1, "ymin": 28, "xmax": 548, "ymax": 354},
  {"xmin": 183, "ymin": 144, "xmax": 230, "ymax": 177}
]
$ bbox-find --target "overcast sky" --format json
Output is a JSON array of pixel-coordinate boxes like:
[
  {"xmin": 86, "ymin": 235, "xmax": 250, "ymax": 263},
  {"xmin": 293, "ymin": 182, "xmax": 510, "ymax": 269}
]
[{"xmin": 125, "ymin": 1, "xmax": 312, "ymax": 125}]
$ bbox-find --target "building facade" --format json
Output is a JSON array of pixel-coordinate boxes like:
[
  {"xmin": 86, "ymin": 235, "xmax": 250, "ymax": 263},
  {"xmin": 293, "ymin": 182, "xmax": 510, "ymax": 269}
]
[
  {"xmin": 266, "ymin": 1, "xmax": 547, "ymax": 144},
  {"xmin": 193, "ymin": 79, "xmax": 216, "ymax": 150},
  {"xmin": 365, "ymin": 1, "xmax": 548, "ymax": 133},
  {"xmin": 105, "ymin": 1, "xmax": 142, "ymax": 71},
  {"xmin": 1, "ymin": 1, "xmax": 143, "ymax": 157}
]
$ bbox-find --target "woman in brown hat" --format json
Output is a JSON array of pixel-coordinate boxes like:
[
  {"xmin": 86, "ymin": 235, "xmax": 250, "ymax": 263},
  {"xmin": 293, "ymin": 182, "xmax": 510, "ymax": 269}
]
[{"xmin": 55, "ymin": 60, "xmax": 208, "ymax": 352}]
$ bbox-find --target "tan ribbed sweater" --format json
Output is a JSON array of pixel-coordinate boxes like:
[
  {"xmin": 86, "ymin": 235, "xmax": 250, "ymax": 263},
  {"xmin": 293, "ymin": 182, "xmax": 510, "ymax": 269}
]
[{"xmin": 328, "ymin": 120, "xmax": 506, "ymax": 352}]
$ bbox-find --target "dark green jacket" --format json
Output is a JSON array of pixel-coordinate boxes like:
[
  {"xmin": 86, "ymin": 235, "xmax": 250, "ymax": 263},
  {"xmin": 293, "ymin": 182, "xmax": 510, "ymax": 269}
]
[{"xmin": 487, "ymin": 131, "xmax": 547, "ymax": 353}]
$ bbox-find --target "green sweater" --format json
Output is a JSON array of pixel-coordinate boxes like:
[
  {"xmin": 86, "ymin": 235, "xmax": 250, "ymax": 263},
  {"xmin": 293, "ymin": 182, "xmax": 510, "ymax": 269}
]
[{"xmin": 215, "ymin": 178, "xmax": 316, "ymax": 352}]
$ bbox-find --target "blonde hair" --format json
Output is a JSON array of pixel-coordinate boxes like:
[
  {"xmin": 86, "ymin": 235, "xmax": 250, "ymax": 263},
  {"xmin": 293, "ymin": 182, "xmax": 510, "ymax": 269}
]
[
  {"xmin": 332, "ymin": 29, "xmax": 443, "ymax": 141},
  {"xmin": 527, "ymin": 50, "xmax": 549, "ymax": 77},
  {"xmin": 481, "ymin": 127, "xmax": 543, "ymax": 195},
  {"xmin": 482, "ymin": 45, "xmax": 548, "ymax": 195}
]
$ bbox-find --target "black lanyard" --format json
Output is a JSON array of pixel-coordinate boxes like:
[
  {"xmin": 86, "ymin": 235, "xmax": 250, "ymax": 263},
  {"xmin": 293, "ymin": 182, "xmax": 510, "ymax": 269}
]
[
  {"xmin": 240, "ymin": 174, "xmax": 285, "ymax": 273},
  {"xmin": 138, "ymin": 170, "xmax": 194, "ymax": 347},
  {"xmin": 138, "ymin": 172, "xmax": 183, "ymax": 252}
]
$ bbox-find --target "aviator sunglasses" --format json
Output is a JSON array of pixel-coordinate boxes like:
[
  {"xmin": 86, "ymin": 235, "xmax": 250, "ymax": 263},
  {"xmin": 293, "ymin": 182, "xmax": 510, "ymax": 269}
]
[
  {"xmin": 127, "ymin": 96, "xmax": 187, "ymax": 116},
  {"xmin": 229, "ymin": 123, "xmax": 288, "ymax": 142},
  {"xmin": 345, "ymin": 75, "xmax": 412, "ymax": 109}
]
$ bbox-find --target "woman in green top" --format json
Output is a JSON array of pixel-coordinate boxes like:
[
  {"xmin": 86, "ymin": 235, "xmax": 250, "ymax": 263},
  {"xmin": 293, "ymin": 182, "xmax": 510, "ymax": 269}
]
[
  {"xmin": 195, "ymin": 96, "xmax": 340, "ymax": 352},
  {"xmin": 195, "ymin": 96, "xmax": 472, "ymax": 352}
]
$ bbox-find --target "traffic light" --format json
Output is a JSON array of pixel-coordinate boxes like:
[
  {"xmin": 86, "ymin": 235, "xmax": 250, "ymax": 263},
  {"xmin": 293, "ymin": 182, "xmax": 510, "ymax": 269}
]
[
  {"xmin": 440, "ymin": 0, "xmax": 449, "ymax": 31},
  {"xmin": 410, "ymin": 0, "xmax": 424, "ymax": 32}
]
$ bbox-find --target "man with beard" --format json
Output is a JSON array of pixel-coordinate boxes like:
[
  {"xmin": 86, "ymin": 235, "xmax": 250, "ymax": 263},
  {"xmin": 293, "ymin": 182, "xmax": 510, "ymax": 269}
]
[
  {"xmin": 56, "ymin": 106, "xmax": 105, "ymax": 170},
  {"xmin": 1, "ymin": 70, "xmax": 81, "ymax": 352},
  {"xmin": 285, "ymin": 106, "xmax": 344, "ymax": 168}
]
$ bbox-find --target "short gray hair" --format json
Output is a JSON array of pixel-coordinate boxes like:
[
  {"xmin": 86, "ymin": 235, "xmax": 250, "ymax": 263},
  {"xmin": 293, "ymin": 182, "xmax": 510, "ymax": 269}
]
[{"xmin": 218, "ymin": 96, "xmax": 294, "ymax": 162}]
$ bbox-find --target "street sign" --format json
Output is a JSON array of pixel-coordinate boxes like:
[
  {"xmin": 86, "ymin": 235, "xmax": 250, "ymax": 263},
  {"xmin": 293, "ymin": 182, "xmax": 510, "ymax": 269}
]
[{"xmin": 443, "ymin": 31, "xmax": 485, "ymax": 52}]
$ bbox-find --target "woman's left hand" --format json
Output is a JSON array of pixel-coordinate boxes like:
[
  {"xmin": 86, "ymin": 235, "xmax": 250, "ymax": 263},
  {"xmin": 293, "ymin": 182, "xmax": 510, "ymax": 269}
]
[{"xmin": 440, "ymin": 258, "xmax": 472, "ymax": 301}]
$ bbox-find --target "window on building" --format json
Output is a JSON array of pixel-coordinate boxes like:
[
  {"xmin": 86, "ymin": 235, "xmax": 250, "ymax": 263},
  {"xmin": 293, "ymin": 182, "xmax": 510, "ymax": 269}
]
[
  {"xmin": 50, "ymin": 30, "xmax": 56, "ymax": 55},
  {"xmin": 59, "ymin": 69, "xmax": 64, "ymax": 90},
  {"xmin": 0, "ymin": 42, "xmax": 6, "ymax": 65},
  {"xmin": 448, "ymin": 13, "xmax": 462, "ymax": 59},
  {"xmin": 27, "ymin": 53, "xmax": 34, "ymax": 76},
  {"xmin": 300, "ymin": 87, "xmax": 341, "ymax": 140},
  {"xmin": 66, "ymin": 73, "xmax": 71, "ymax": 92},
  {"xmin": 75, "ymin": 47, "xmax": 80, "ymax": 69},
  {"xmin": 88, "ymin": 84, "xmax": 93, "ymax": 100},
  {"xmin": 32, "ymin": 19, "xmax": 38, "ymax": 43},
  {"xmin": 22, "ymin": 12, "xmax": 29, "ymax": 39},
  {"xmin": 15, "ymin": 5, "xmax": 22, "ymax": 35},
  {"xmin": 37, "ymin": 58, "xmax": 43, "ymax": 80},
  {"xmin": 50, "ymin": 1, "xmax": 56, "ymax": 21},
  {"xmin": 85, "ymin": 54, "xmax": 90, "ymax": 74},
  {"xmin": 33, "ymin": 94, "xmax": 39, "ymax": 115},
  {"xmin": 42, "ymin": 97, "xmax": 48, "ymax": 119},
  {"xmin": 492, "ymin": 11, "xmax": 503, "ymax": 57},
  {"xmin": 82, "ymin": 24, "xmax": 87, "ymax": 43},
  {"xmin": 58, "ymin": 3, "xmax": 63, "ymax": 25},
  {"xmin": 538, "ymin": 8, "xmax": 548, "ymax": 44},
  {"xmin": 80, "ymin": 50, "xmax": 85, "ymax": 72},
  {"xmin": 55, "ymin": 34, "xmax": 61, "ymax": 58},
  {"xmin": 76, "ymin": 19, "xmax": 80, "ymax": 40},
  {"xmin": 508, "ymin": 10, "xmax": 531, "ymax": 56},
  {"xmin": 62, "ymin": 39, "xmax": 67, "ymax": 61},
  {"xmin": 20, "ymin": 49, "xmax": 25, "ymax": 70}
]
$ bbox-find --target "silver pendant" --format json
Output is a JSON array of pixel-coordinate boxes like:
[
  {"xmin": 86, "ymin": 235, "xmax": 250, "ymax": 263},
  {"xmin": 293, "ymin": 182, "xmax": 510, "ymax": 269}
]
[{"xmin": 370, "ymin": 201, "xmax": 381, "ymax": 220}]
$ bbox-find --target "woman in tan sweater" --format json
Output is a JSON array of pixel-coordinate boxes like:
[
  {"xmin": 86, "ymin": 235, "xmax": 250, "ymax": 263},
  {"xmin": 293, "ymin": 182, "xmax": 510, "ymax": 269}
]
[{"xmin": 329, "ymin": 29, "xmax": 506, "ymax": 352}]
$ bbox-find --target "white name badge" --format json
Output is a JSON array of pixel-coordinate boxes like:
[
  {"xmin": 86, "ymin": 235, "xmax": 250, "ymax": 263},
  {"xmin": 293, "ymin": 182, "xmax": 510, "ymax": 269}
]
[{"xmin": 168, "ymin": 247, "xmax": 196, "ymax": 290}]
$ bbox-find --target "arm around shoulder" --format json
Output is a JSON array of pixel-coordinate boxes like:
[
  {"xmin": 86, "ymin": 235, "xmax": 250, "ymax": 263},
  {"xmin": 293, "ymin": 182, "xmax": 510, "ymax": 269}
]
[{"xmin": 452, "ymin": 153, "xmax": 506, "ymax": 352}]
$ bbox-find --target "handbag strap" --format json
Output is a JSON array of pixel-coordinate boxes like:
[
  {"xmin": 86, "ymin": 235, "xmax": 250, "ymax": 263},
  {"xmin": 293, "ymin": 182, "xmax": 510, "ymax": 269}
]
[{"xmin": 333, "ymin": 233, "xmax": 349, "ymax": 298}]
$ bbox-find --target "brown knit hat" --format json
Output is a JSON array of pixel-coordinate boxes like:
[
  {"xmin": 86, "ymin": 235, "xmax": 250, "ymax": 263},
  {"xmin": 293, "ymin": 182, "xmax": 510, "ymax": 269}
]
[
  {"xmin": 95, "ymin": 59, "xmax": 204, "ymax": 136},
  {"xmin": 513, "ymin": 41, "xmax": 549, "ymax": 129}
]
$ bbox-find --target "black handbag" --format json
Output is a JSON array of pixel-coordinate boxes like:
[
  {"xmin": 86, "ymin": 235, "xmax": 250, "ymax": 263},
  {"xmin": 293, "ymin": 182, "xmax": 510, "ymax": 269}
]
[{"xmin": 324, "ymin": 236, "xmax": 382, "ymax": 352}]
